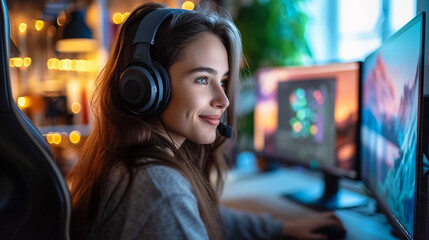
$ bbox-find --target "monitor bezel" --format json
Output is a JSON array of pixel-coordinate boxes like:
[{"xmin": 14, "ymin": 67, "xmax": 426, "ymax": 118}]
[{"xmin": 360, "ymin": 12, "xmax": 426, "ymax": 240}]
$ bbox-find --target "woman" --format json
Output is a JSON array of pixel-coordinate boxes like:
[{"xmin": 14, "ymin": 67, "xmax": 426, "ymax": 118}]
[{"xmin": 67, "ymin": 2, "xmax": 343, "ymax": 240}]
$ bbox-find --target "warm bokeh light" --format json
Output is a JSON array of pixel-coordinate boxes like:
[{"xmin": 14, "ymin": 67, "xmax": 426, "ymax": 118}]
[
  {"xmin": 69, "ymin": 130, "xmax": 81, "ymax": 144},
  {"xmin": 35, "ymin": 20, "xmax": 44, "ymax": 31},
  {"xmin": 47, "ymin": 58, "xmax": 59, "ymax": 69},
  {"xmin": 122, "ymin": 12, "xmax": 130, "ymax": 22},
  {"xmin": 19, "ymin": 23, "xmax": 27, "ymax": 33},
  {"xmin": 112, "ymin": 12, "xmax": 123, "ymax": 24},
  {"xmin": 337, "ymin": 143, "xmax": 355, "ymax": 161},
  {"xmin": 254, "ymin": 101, "xmax": 278, "ymax": 151},
  {"xmin": 23, "ymin": 57, "xmax": 31, "ymax": 67},
  {"xmin": 70, "ymin": 59, "xmax": 77, "ymax": 71},
  {"xmin": 56, "ymin": 38, "xmax": 98, "ymax": 53},
  {"xmin": 57, "ymin": 12, "xmax": 67, "ymax": 26},
  {"xmin": 61, "ymin": 59, "xmax": 69, "ymax": 70},
  {"xmin": 9, "ymin": 58, "xmax": 32, "ymax": 68},
  {"xmin": 47, "ymin": 58, "xmax": 94, "ymax": 72},
  {"xmin": 14, "ymin": 58, "xmax": 23, "ymax": 67},
  {"xmin": 76, "ymin": 60, "xmax": 89, "ymax": 71},
  {"xmin": 71, "ymin": 102, "xmax": 81, "ymax": 114},
  {"xmin": 17, "ymin": 96, "xmax": 30, "ymax": 108},
  {"xmin": 46, "ymin": 133, "xmax": 54, "ymax": 144},
  {"xmin": 53, "ymin": 132, "xmax": 62, "ymax": 144},
  {"xmin": 112, "ymin": 12, "xmax": 130, "ymax": 24},
  {"xmin": 182, "ymin": 1, "xmax": 195, "ymax": 10}
]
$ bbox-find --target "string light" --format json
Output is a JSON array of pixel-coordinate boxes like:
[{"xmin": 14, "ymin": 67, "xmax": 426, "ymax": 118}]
[
  {"xmin": 71, "ymin": 102, "xmax": 81, "ymax": 114},
  {"xmin": 9, "ymin": 57, "xmax": 32, "ymax": 68},
  {"xmin": 112, "ymin": 12, "xmax": 131, "ymax": 24},
  {"xmin": 53, "ymin": 132, "xmax": 62, "ymax": 144},
  {"xmin": 19, "ymin": 23, "xmax": 27, "ymax": 33},
  {"xmin": 47, "ymin": 58, "xmax": 95, "ymax": 72},
  {"xmin": 182, "ymin": 1, "xmax": 195, "ymax": 10},
  {"xmin": 122, "ymin": 12, "xmax": 130, "ymax": 22},
  {"xmin": 112, "ymin": 12, "xmax": 123, "ymax": 24},
  {"xmin": 23, "ymin": 57, "xmax": 31, "ymax": 67},
  {"xmin": 46, "ymin": 132, "xmax": 54, "ymax": 144},
  {"xmin": 47, "ymin": 58, "xmax": 59, "ymax": 69},
  {"xmin": 17, "ymin": 96, "xmax": 30, "ymax": 108},
  {"xmin": 57, "ymin": 12, "xmax": 67, "ymax": 26},
  {"xmin": 35, "ymin": 20, "xmax": 44, "ymax": 31},
  {"xmin": 69, "ymin": 130, "xmax": 81, "ymax": 144},
  {"xmin": 14, "ymin": 58, "xmax": 23, "ymax": 67}
]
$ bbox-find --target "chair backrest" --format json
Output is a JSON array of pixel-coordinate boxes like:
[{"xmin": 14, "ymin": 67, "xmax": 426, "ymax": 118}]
[{"xmin": 0, "ymin": 1, "xmax": 71, "ymax": 239}]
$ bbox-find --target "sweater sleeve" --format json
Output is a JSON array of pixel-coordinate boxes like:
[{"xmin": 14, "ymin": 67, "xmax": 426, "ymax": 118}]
[{"xmin": 219, "ymin": 205, "xmax": 284, "ymax": 240}]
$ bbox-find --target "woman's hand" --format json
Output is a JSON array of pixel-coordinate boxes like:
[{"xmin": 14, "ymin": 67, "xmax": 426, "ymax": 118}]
[{"xmin": 282, "ymin": 212, "xmax": 345, "ymax": 240}]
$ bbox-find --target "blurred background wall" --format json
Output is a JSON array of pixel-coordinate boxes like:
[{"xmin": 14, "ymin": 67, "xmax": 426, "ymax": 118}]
[{"xmin": 4, "ymin": 0, "xmax": 419, "ymax": 173}]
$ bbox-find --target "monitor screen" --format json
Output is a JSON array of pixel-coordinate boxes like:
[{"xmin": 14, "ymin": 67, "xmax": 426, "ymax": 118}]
[
  {"xmin": 276, "ymin": 78, "xmax": 336, "ymax": 167},
  {"xmin": 254, "ymin": 62, "xmax": 360, "ymax": 179},
  {"xmin": 360, "ymin": 13, "xmax": 425, "ymax": 239}
]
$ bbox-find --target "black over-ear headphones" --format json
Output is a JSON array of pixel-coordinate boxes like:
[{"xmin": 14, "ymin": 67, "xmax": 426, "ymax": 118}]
[{"xmin": 119, "ymin": 8, "xmax": 187, "ymax": 116}]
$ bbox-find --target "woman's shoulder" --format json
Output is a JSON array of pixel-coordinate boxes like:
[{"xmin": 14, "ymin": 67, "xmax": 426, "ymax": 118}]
[
  {"xmin": 92, "ymin": 162, "xmax": 203, "ymax": 239},
  {"xmin": 132, "ymin": 162, "xmax": 194, "ymax": 198}
]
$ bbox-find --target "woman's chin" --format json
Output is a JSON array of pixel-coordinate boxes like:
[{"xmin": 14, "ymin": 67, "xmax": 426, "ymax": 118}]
[{"xmin": 190, "ymin": 134, "xmax": 217, "ymax": 145}]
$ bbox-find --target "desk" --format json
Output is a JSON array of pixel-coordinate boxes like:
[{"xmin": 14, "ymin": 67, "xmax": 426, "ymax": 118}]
[{"xmin": 221, "ymin": 168, "xmax": 398, "ymax": 240}]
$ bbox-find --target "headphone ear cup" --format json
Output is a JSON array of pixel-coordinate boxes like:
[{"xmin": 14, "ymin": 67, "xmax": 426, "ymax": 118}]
[
  {"xmin": 153, "ymin": 61, "xmax": 171, "ymax": 114},
  {"xmin": 119, "ymin": 65, "xmax": 158, "ymax": 115}
]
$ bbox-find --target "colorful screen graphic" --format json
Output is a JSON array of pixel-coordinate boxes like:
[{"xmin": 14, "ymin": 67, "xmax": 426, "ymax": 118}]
[
  {"xmin": 275, "ymin": 79, "xmax": 335, "ymax": 166},
  {"xmin": 360, "ymin": 18, "xmax": 422, "ymax": 236},
  {"xmin": 254, "ymin": 62, "xmax": 360, "ymax": 178}
]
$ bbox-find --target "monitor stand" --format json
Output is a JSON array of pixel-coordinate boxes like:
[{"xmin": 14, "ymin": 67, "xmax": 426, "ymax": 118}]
[{"xmin": 282, "ymin": 173, "xmax": 368, "ymax": 210}]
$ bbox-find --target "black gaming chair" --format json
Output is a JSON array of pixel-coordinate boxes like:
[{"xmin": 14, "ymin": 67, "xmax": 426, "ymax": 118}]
[{"xmin": 0, "ymin": 0, "xmax": 71, "ymax": 239}]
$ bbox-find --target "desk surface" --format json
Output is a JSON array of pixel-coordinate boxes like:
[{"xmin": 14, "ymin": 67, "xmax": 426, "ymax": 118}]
[{"xmin": 221, "ymin": 168, "xmax": 399, "ymax": 240}]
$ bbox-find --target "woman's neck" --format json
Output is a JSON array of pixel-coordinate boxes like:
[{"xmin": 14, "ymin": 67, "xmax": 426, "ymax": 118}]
[{"xmin": 155, "ymin": 118, "xmax": 185, "ymax": 149}]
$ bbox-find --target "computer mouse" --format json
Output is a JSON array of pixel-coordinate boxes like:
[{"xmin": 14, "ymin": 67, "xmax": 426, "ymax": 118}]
[{"xmin": 312, "ymin": 225, "xmax": 346, "ymax": 239}]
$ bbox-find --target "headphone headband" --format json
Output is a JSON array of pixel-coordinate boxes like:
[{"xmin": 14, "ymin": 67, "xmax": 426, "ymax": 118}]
[{"xmin": 133, "ymin": 8, "xmax": 188, "ymax": 45}]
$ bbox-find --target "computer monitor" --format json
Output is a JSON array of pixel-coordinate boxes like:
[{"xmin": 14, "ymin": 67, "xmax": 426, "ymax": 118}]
[
  {"xmin": 254, "ymin": 62, "xmax": 366, "ymax": 209},
  {"xmin": 360, "ymin": 12, "xmax": 428, "ymax": 239}
]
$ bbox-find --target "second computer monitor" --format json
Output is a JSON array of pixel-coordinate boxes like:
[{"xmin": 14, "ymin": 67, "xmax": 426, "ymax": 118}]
[
  {"xmin": 360, "ymin": 12, "xmax": 428, "ymax": 239},
  {"xmin": 254, "ymin": 62, "xmax": 360, "ymax": 179},
  {"xmin": 254, "ymin": 62, "xmax": 363, "ymax": 209}
]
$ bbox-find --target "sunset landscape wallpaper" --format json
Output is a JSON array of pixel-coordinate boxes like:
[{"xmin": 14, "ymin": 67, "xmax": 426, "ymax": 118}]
[{"xmin": 360, "ymin": 19, "xmax": 422, "ymax": 235}]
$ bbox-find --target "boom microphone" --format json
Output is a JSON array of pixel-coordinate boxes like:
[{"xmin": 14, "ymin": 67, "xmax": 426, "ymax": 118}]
[{"xmin": 217, "ymin": 122, "xmax": 232, "ymax": 138}]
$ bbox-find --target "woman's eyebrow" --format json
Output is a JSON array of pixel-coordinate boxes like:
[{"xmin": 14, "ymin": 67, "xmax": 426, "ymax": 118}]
[
  {"xmin": 188, "ymin": 67, "xmax": 229, "ymax": 77},
  {"xmin": 189, "ymin": 67, "xmax": 217, "ymax": 75}
]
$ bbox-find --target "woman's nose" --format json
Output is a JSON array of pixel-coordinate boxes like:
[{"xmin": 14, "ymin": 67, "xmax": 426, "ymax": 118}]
[{"xmin": 211, "ymin": 84, "xmax": 230, "ymax": 110}]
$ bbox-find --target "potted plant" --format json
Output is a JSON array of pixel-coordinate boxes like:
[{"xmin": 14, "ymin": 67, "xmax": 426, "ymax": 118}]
[{"xmin": 233, "ymin": 0, "xmax": 312, "ymax": 151}]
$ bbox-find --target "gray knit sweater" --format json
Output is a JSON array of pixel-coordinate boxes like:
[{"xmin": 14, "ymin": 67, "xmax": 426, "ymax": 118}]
[{"xmin": 89, "ymin": 164, "xmax": 283, "ymax": 239}]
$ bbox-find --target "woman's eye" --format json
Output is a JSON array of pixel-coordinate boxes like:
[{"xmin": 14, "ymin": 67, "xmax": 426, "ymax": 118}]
[
  {"xmin": 196, "ymin": 77, "xmax": 208, "ymax": 85},
  {"xmin": 221, "ymin": 79, "xmax": 228, "ymax": 88}
]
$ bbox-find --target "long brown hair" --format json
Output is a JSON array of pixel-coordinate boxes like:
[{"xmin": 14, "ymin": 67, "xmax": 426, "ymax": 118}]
[{"xmin": 67, "ymin": 3, "xmax": 242, "ymax": 240}]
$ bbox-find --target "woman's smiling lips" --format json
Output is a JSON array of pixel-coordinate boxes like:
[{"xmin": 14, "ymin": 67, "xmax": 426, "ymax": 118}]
[{"xmin": 199, "ymin": 115, "xmax": 221, "ymax": 126}]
